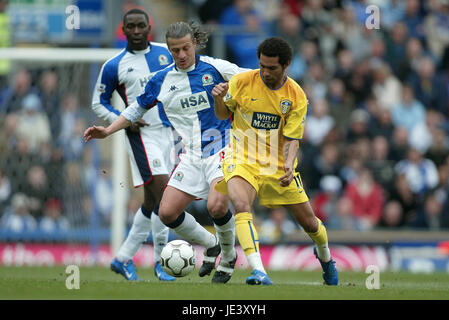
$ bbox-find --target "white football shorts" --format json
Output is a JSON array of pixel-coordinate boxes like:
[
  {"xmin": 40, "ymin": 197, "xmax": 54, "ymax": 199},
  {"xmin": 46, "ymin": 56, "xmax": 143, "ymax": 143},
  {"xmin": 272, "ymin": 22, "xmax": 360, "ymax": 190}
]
[
  {"xmin": 125, "ymin": 125, "xmax": 176, "ymax": 188},
  {"xmin": 167, "ymin": 149, "xmax": 226, "ymax": 199}
]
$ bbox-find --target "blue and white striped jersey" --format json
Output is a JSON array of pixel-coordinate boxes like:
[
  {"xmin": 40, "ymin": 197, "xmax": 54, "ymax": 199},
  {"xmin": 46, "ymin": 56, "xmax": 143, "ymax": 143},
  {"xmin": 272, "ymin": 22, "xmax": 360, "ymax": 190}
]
[
  {"xmin": 92, "ymin": 42, "xmax": 173, "ymax": 129},
  {"xmin": 122, "ymin": 55, "xmax": 248, "ymax": 159}
]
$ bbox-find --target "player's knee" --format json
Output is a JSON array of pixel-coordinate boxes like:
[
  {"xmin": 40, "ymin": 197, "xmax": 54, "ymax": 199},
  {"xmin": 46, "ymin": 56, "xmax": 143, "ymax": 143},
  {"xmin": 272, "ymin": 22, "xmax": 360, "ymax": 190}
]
[
  {"xmin": 207, "ymin": 201, "xmax": 228, "ymax": 218},
  {"xmin": 302, "ymin": 217, "xmax": 318, "ymax": 233},
  {"xmin": 231, "ymin": 199, "xmax": 251, "ymax": 214},
  {"xmin": 158, "ymin": 205, "xmax": 176, "ymax": 225}
]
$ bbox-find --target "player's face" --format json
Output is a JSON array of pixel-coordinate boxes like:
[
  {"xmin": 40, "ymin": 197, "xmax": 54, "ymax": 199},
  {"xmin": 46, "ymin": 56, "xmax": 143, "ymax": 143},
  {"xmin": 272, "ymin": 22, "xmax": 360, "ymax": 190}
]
[
  {"xmin": 259, "ymin": 54, "xmax": 288, "ymax": 89},
  {"xmin": 123, "ymin": 14, "xmax": 151, "ymax": 50},
  {"xmin": 167, "ymin": 35, "xmax": 197, "ymax": 70}
]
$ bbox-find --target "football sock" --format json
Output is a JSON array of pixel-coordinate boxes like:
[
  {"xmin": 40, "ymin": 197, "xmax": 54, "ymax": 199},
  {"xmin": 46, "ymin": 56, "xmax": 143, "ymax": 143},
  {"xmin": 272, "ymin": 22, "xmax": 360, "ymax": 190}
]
[
  {"xmin": 116, "ymin": 205, "xmax": 151, "ymax": 262},
  {"xmin": 212, "ymin": 210, "xmax": 236, "ymax": 262},
  {"xmin": 151, "ymin": 206, "xmax": 169, "ymax": 264},
  {"xmin": 307, "ymin": 217, "xmax": 331, "ymax": 262},
  {"xmin": 168, "ymin": 211, "xmax": 217, "ymax": 249},
  {"xmin": 235, "ymin": 212, "xmax": 266, "ymax": 273}
]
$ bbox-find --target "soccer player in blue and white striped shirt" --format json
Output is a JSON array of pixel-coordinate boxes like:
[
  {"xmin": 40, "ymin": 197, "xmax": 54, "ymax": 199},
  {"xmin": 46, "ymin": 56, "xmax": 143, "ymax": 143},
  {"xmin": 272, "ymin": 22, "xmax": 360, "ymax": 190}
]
[{"xmin": 85, "ymin": 21, "xmax": 249, "ymax": 284}]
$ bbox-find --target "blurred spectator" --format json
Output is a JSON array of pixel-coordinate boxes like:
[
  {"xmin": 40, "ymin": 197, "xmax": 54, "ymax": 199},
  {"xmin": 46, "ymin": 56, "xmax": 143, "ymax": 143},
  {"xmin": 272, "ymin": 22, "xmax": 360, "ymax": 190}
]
[
  {"xmin": 300, "ymin": 0, "xmax": 333, "ymax": 43},
  {"xmin": 396, "ymin": 37, "xmax": 425, "ymax": 81},
  {"xmin": 39, "ymin": 70, "xmax": 61, "ymax": 139},
  {"xmin": 346, "ymin": 109, "xmax": 371, "ymax": 143},
  {"xmin": 395, "ymin": 147, "xmax": 439, "ymax": 196},
  {"xmin": 1, "ymin": 137, "xmax": 40, "ymax": 194},
  {"xmin": 372, "ymin": 62, "xmax": 402, "ymax": 111},
  {"xmin": 389, "ymin": 126, "xmax": 410, "ymax": 162},
  {"xmin": 388, "ymin": 173, "xmax": 420, "ymax": 226},
  {"xmin": 326, "ymin": 196, "xmax": 361, "ymax": 230},
  {"xmin": 259, "ymin": 207, "xmax": 297, "ymax": 243},
  {"xmin": 368, "ymin": 106, "xmax": 395, "ymax": 141},
  {"xmin": 367, "ymin": 135, "xmax": 396, "ymax": 194},
  {"xmin": 391, "ymin": 83, "xmax": 426, "ymax": 133},
  {"xmin": 400, "ymin": 0, "xmax": 425, "ymax": 42},
  {"xmin": 377, "ymin": 200, "xmax": 404, "ymax": 228},
  {"xmin": 407, "ymin": 56, "xmax": 443, "ymax": 113},
  {"xmin": 411, "ymin": 192, "xmax": 446, "ymax": 230},
  {"xmin": 39, "ymin": 198, "xmax": 70, "ymax": 233},
  {"xmin": 347, "ymin": 58, "xmax": 373, "ymax": 105},
  {"xmin": 94, "ymin": 162, "xmax": 114, "ymax": 226},
  {"xmin": 304, "ymin": 99, "xmax": 334, "ymax": 147},
  {"xmin": 14, "ymin": 93, "xmax": 51, "ymax": 154},
  {"xmin": 274, "ymin": 11, "xmax": 302, "ymax": 54},
  {"xmin": 63, "ymin": 163, "xmax": 90, "ymax": 228},
  {"xmin": 339, "ymin": 154, "xmax": 363, "ymax": 185},
  {"xmin": 219, "ymin": 0, "xmax": 267, "ymax": 68},
  {"xmin": 343, "ymin": 167, "xmax": 385, "ymax": 230},
  {"xmin": 424, "ymin": 0, "xmax": 449, "ymax": 61},
  {"xmin": 198, "ymin": 0, "xmax": 232, "ymax": 25},
  {"xmin": 302, "ymin": 142, "xmax": 341, "ymax": 191},
  {"xmin": 0, "ymin": 69, "xmax": 39, "ymax": 114},
  {"xmin": 327, "ymin": 78, "xmax": 354, "ymax": 133},
  {"xmin": 302, "ymin": 60, "xmax": 328, "ymax": 100},
  {"xmin": 426, "ymin": 127, "xmax": 449, "ymax": 167},
  {"xmin": 1, "ymin": 193, "xmax": 37, "ymax": 233},
  {"xmin": 46, "ymin": 146, "xmax": 64, "ymax": 201},
  {"xmin": 0, "ymin": 168, "xmax": 11, "ymax": 213},
  {"xmin": 24, "ymin": 165, "xmax": 50, "ymax": 218},
  {"xmin": 312, "ymin": 175, "xmax": 342, "ymax": 223},
  {"xmin": 385, "ymin": 22, "xmax": 409, "ymax": 76},
  {"xmin": 333, "ymin": 5, "xmax": 371, "ymax": 62}
]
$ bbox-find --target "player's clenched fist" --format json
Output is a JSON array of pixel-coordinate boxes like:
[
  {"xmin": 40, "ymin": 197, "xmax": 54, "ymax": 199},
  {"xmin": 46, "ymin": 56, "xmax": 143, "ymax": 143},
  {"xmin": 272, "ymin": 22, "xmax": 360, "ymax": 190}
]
[
  {"xmin": 212, "ymin": 82, "xmax": 229, "ymax": 98},
  {"xmin": 84, "ymin": 125, "xmax": 109, "ymax": 142}
]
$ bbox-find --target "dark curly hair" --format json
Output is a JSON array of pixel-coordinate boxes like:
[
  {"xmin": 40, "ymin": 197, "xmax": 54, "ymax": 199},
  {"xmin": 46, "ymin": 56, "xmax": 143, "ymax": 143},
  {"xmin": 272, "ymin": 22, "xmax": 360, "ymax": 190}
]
[
  {"xmin": 165, "ymin": 21, "xmax": 209, "ymax": 49},
  {"xmin": 257, "ymin": 37, "xmax": 293, "ymax": 66}
]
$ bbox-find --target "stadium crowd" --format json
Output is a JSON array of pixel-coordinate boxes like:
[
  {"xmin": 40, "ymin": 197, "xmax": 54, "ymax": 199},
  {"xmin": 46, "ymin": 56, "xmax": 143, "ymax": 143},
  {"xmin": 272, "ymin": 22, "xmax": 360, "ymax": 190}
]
[{"xmin": 0, "ymin": 0, "xmax": 448, "ymax": 242}]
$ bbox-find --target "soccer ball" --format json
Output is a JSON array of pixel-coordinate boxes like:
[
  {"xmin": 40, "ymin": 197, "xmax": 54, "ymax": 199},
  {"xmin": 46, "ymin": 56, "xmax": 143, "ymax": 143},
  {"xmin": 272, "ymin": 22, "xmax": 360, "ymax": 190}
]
[{"xmin": 160, "ymin": 240, "xmax": 196, "ymax": 277}]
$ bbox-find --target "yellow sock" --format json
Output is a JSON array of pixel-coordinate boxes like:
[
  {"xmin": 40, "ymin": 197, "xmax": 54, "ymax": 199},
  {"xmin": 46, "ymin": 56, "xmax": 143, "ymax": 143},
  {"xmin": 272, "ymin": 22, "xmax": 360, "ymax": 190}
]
[
  {"xmin": 235, "ymin": 212, "xmax": 259, "ymax": 256},
  {"xmin": 307, "ymin": 217, "xmax": 331, "ymax": 261},
  {"xmin": 307, "ymin": 217, "xmax": 328, "ymax": 246}
]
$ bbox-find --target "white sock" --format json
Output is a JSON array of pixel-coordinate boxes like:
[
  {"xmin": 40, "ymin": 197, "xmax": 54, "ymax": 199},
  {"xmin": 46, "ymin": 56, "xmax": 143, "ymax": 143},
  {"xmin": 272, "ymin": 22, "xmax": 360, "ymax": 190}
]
[
  {"xmin": 172, "ymin": 212, "xmax": 216, "ymax": 249},
  {"xmin": 316, "ymin": 242, "xmax": 331, "ymax": 262},
  {"xmin": 214, "ymin": 215, "xmax": 236, "ymax": 262},
  {"xmin": 246, "ymin": 252, "xmax": 266, "ymax": 274},
  {"xmin": 151, "ymin": 212, "xmax": 169, "ymax": 264},
  {"xmin": 116, "ymin": 207, "xmax": 151, "ymax": 262}
]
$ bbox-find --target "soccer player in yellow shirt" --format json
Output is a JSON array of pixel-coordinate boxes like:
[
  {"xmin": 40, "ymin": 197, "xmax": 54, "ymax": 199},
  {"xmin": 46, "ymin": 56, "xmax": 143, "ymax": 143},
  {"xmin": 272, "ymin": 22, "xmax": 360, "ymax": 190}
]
[{"xmin": 212, "ymin": 37, "xmax": 338, "ymax": 285}]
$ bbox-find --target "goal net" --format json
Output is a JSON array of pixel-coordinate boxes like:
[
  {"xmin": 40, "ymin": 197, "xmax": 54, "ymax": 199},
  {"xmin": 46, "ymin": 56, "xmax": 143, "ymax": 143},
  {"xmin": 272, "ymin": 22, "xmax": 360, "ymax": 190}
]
[{"xmin": 0, "ymin": 47, "xmax": 133, "ymax": 266}]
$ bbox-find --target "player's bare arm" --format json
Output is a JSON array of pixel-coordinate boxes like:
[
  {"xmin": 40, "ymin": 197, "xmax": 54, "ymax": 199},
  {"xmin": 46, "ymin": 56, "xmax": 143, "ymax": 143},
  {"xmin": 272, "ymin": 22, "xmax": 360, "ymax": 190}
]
[
  {"xmin": 84, "ymin": 115, "xmax": 131, "ymax": 142},
  {"xmin": 212, "ymin": 82, "xmax": 231, "ymax": 120},
  {"xmin": 279, "ymin": 137, "xmax": 298, "ymax": 187}
]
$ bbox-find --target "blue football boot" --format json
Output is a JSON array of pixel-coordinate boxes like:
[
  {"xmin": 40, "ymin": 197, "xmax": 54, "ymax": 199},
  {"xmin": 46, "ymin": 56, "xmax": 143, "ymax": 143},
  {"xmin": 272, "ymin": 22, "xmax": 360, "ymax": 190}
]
[
  {"xmin": 313, "ymin": 247, "xmax": 338, "ymax": 285},
  {"xmin": 154, "ymin": 261, "xmax": 176, "ymax": 281},
  {"xmin": 110, "ymin": 258, "xmax": 141, "ymax": 281},
  {"xmin": 246, "ymin": 269, "xmax": 273, "ymax": 285}
]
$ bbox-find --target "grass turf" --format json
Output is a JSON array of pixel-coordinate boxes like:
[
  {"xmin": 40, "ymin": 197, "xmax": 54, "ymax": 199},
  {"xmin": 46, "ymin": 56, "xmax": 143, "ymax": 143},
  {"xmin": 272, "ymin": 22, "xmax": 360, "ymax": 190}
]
[{"xmin": 1, "ymin": 266, "xmax": 449, "ymax": 300}]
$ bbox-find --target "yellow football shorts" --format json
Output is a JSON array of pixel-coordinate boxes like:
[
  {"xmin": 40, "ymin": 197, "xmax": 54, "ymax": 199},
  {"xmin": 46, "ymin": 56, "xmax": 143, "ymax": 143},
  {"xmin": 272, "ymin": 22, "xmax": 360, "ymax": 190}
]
[{"xmin": 215, "ymin": 161, "xmax": 309, "ymax": 208}]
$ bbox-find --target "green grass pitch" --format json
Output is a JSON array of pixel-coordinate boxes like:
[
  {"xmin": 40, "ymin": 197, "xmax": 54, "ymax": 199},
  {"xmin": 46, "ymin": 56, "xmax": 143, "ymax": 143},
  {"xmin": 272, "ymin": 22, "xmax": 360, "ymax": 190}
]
[{"xmin": 1, "ymin": 266, "xmax": 449, "ymax": 300}]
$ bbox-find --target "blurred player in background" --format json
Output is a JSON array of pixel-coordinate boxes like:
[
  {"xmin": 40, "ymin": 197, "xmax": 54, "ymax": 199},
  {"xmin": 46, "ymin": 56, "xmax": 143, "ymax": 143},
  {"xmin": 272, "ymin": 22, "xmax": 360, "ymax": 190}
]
[
  {"xmin": 91, "ymin": 8, "xmax": 175, "ymax": 281},
  {"xmin": 85, "ymin": 21, "xmax": 249, "ymax": 284},
  {"xmin": 213, "ymin": 37, "xmax": 338, "ymax": 286}
]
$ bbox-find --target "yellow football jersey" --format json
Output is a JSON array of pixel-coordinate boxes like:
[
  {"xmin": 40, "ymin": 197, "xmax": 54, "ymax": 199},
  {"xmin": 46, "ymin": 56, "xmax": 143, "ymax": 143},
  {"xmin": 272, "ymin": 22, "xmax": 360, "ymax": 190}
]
[{"xmin": 224, "ymin": 69, "xmax": 308, "ymax": 173}]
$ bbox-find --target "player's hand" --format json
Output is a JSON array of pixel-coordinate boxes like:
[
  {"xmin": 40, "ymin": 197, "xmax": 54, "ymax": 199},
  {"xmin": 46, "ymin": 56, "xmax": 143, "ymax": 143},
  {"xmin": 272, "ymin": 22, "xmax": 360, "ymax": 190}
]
[
  {"xmin": 279, "ymin": 162, "xmax": 294, "ymax": 187},
  {"xmin": 84, "ymin": 125, "xmax": 109, "ymax": 142},
  {"xmin": 212, "ymin": 82, "xmax": 229, "ymax": 98},
  {"xmin": 129, "ymin": 119, "xmax": 149, "ymax": 132}
]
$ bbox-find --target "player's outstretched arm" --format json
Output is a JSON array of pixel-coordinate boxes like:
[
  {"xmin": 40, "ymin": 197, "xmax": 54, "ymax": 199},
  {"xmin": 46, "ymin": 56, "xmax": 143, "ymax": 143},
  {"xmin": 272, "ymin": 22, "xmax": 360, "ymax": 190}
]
[
  {"xmin": 279, "ymin": 137, "xmax": 299, "ymax": 187},
  {"xmin": 84, "ymin": 115, "xmax": 131, "ymax": 142},
  {"xmin": 212, "ymin": 82, "xmax": 231, "ymax": 120}
]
